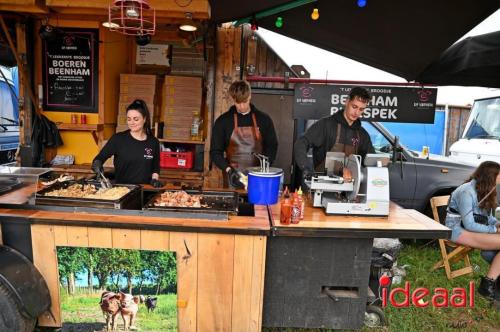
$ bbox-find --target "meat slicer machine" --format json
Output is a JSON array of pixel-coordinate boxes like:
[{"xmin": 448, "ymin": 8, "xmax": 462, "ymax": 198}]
[{"xmin": 307, "ymin": 153, "xmax": 390, "ymax": 216}]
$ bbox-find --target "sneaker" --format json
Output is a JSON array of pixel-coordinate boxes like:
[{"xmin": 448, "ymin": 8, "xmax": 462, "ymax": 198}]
[{"xmin": 478, "ymin": 276, "xmax": 496, "ymax": 300}]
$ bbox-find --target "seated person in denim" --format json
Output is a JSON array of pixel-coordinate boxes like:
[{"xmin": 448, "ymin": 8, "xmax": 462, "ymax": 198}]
[{"xmin": 445, "ymin": 161, "xmax": 500, "ymax": 302}]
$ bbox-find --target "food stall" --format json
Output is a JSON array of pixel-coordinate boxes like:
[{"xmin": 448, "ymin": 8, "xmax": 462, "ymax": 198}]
[{"xmin": 1, "ymin": 1, "xmax": 483, "ymax": 330}]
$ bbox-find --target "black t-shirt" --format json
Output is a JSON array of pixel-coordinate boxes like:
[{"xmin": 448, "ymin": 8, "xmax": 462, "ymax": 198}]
[
  {"xmin": 209, "ymin": 104, "xmax": 278, "ymax": 171},
  {"xmin": 294, "ymin": 110, "xmax": 375, "ymax": 171},
  {"xmin": 94, "ymin": 130, "xmax": 160, "ymax": 184}
]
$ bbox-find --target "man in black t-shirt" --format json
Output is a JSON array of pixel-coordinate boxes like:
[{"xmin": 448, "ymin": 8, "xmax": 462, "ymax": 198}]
[
  {"xmin": 210, "ymin": 80, "xmax": 278, "ymax": 188},
  {"xmin": 294, "ymin": 87, "xmax": 375, "ymax": 178}
]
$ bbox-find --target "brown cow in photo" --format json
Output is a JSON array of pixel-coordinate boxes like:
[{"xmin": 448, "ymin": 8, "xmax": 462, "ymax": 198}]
[{"xmin": 99, "ymin": 291, "xmax": 121, "ymax": 331}]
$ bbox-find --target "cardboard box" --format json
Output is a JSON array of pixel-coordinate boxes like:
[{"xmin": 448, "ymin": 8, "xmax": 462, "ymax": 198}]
[
  {"xmin": 163, "ymin": 127, "xmax": 191, "ymax": 139},
  {"xmin": 120, "ymin": 83, "xmax": 156, "ymax": 95},
  {"xmin": 118, "ymin": 102, "xmax": 155, "ymax": 115},
  {"xmin": 160, "ymin": 106, "xmax": 199, "ymax": 117},
  {"xmin": 163, "ymin": 85, "xmax": 202, "ymax": 96},
  {"xmin": 119, "ymin": 94, "xmax": 155, "ymax": 105},
  {"xmin": 161, "ymin": 95, "xmax": 201, "ymax": 108},
  {"xmin": 164, "ymin": 75, "xmax": 202, "ymax": 88},
  {"xmin": 162, "ymin": 116, "xmax": 193, "ymax": 126},
  {"xmin": 120, "ymin": 74, "xmax": 156, "ymax": 85}
]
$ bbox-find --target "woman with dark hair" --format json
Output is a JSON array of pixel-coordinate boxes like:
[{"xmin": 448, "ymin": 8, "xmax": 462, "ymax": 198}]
[
  {"xmin": 92, "ymin": 99, "xmax": 162, "ymax": 187},
  {"xmin": 445, "ymin": 161, "xmax": 500, "ymax": 301}
]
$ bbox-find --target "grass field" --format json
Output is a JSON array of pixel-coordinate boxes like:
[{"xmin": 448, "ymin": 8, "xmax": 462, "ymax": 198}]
[
  {"xmin": 358, "ymin": 243, "xmax": 500, "ymax": 332},
  {"xmin": 60, "ymin": 293, "xmax": 177, "ymax": 331}
]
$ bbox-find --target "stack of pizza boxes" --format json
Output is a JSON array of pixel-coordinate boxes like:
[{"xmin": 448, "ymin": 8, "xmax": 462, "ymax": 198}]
[
  {"xmin": 160, "ymin": 75, "xmax": 202, "ymax": 140},
  {"xmin": 116, "ymin": 74, "xmax": 156, "ymax": 133}
]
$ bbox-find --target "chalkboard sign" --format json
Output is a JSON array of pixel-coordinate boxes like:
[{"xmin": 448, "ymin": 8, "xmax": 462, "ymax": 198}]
[{"xmin": 42, "ymin": 28, "xmax": 99, "ymax": 113}]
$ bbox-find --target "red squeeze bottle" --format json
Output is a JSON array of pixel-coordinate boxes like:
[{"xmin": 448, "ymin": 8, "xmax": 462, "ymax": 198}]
[
  {"xmin": 280, "ymin": 192, "xmax": 292, "ymax": 225},
  {"xmin": 291, "ymin": 192, "xmax": 301, "ymax": 224}
]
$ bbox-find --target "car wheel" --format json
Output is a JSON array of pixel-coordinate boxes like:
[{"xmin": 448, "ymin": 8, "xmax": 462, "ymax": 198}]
[{"xmin": 0, "ymin": 283, "xmax": 36, "ymax": 332}]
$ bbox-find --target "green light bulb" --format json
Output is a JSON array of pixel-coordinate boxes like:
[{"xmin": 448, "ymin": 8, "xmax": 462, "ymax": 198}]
[{"xmin": 275, "ymin": 17, "xmax": 283, "ymax": 28}]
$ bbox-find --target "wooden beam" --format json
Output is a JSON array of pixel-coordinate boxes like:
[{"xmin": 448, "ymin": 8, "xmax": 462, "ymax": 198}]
[
  {"xmin": 0, "ymin": 0, "xmax": 48, "ymax": 13},
  {"xmin": 46, "ymin": 0, "xmax": 210, "ymax": 19},
  {"xmin": 16, "ymin": 22, "xmax": 31, "ymax": 146},
  {"xmin": 0, "ymin": 0, "xmax": 37, "ymax": 4}
]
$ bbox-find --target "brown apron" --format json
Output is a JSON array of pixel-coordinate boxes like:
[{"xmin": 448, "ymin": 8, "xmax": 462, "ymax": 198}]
[
  {"xmin": 316, "ymin": 123, "xmax": 360, "ymax": 173},
  {"xmin": 224, "ymin": 112, "xmax": 263, "ymax": 187}
]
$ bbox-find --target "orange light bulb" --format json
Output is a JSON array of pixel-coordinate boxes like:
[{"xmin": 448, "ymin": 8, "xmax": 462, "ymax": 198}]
[{"xmin": 311, "ymin": 8, "xmax": 319, "ymax": 20}]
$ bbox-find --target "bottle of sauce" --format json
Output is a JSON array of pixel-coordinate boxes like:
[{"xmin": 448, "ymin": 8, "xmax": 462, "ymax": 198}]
[
  {"xmin": 280, "ymin": 192, "xmax": 292, "ymax": 225},
  {"xmin": 297, "ymin": 187, "xmax": 305, "ymax": 220},
  {"xmin": 291, "ymin": 192, "xmax": 301, "ymax": 224},
  {"xmin": 190, "ymin": 111, "xmax": 201, "ymax": 140}
]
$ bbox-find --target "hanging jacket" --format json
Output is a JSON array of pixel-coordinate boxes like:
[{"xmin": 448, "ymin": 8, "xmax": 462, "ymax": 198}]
[{"xmin": 31, "ymin": 114, "xmax": 63, "ymax": 166}]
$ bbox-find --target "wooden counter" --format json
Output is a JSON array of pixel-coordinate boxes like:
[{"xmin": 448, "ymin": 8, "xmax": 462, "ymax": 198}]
[
  {"xmin": 0, "ymin": 187, "xmax": 268, "ymax": 331},
  {"xmin": 0, "ymin": 185, "xmax": 451, "ymax": 330},
  {"xmin": 269, "ymin": 201, "xmax": 450, "ymax": 239},
  {"xmin": 0, "ymin": 185, "xmax": 269, "ymax": 235}
]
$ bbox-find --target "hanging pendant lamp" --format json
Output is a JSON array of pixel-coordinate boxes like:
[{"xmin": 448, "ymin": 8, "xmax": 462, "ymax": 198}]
[{"xmin": 107, "ymin": 0, "xmax": 156, "ymax": 35}]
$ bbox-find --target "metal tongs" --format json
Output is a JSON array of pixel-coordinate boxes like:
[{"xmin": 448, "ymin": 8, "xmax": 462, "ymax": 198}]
[
  {"xmin": 253, "ymin": 153, "xmax": 269, "ymax": 173},
  {"xmin": 97, "ymin": 170, "xmax": 112, "ymax": 189}
]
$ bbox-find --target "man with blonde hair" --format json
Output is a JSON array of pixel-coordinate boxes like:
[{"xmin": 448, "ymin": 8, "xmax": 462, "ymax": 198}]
[{"xmin": 210, "ymin": 80, "xmax": 278, "ymax": 188}]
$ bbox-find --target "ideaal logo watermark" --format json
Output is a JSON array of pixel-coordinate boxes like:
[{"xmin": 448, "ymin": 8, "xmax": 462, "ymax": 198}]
[{"xmin": 380, "ymin": 275, "xmax": 475, "ymax": 308}]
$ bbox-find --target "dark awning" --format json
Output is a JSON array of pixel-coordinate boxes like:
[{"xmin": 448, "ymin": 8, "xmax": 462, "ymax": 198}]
[
  {"xmin": 209, "ymin": 0, "xmax": 293, "ymax": 24},
  {"xmin": 416, "ymin": 31, "xmax": 500, "ymax": 88},
  {"xmin": 211, "ymin": 0, "xmax": 500, "ymax": 82}
]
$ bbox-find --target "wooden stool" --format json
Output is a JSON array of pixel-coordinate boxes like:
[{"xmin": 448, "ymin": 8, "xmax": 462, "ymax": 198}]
[{"xmin": 430, "ymin": 195, "xmax": 474, "ymax": 280}]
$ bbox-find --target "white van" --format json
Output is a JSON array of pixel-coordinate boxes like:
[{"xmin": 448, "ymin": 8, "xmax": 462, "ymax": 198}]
[{"xmin": 449, "ymin": 96, "xmax": 500, "ymax": 166}]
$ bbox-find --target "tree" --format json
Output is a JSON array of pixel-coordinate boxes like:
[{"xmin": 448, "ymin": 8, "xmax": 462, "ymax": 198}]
[
  {"xmin": 92, "ymin": 249, "xmax": 122, "ymax": 290},
  {"xmin": 57, "ymin": 247, "xmax": 86, "ymax": 295},
  {"xmin": 80, "ymin": 248, "xmax": 98, "ymax": 293},
  {"xmin": 147, "ymin": 251, "xmax": 177, "ymax": 294},
  {"xmin": 117, "ymin": 250, "xmax": 142, "ymax": 294}
]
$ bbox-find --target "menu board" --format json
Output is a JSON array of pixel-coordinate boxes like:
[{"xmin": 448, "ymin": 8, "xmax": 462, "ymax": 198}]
[{"xmin": 42, "ymin": 28, "xmax": 99, "ymax": 113}]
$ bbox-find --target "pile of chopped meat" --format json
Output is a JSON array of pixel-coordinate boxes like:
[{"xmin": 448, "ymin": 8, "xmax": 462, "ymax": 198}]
[
  {"xmin": 153, "ymin": 190, "xmax": 207, "ymax": 208},
  {"xmin": 44, "ymin": 184, "xmax": 130, "ymax": 200}
]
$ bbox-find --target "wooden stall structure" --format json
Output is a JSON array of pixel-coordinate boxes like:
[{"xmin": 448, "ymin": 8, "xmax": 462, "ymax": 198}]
[{"xmin": 0, "ymin": 0, "xmax": 212, "ymax": 188}]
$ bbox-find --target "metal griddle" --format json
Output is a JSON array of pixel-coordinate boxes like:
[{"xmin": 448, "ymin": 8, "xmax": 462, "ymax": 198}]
[
  {"xmin": 0, "ymin": 177, "xmax": 24, "ymax": 195},
  {"xmin": 35, "ymin": 180, "xmax": 142, "ymax": 210},
  {"xmin": 144, "ymin": 190, "xmax": 239, "ymax": 215}
]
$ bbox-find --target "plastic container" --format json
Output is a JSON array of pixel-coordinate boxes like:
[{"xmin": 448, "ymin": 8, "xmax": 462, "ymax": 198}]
[
  {"xmin": 247, "ymin": 167, "xmax": 283, "ymax": 205},
  {"xmin": 160, "ymin": 151, "xmax": 193, "ymax": 169}
]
